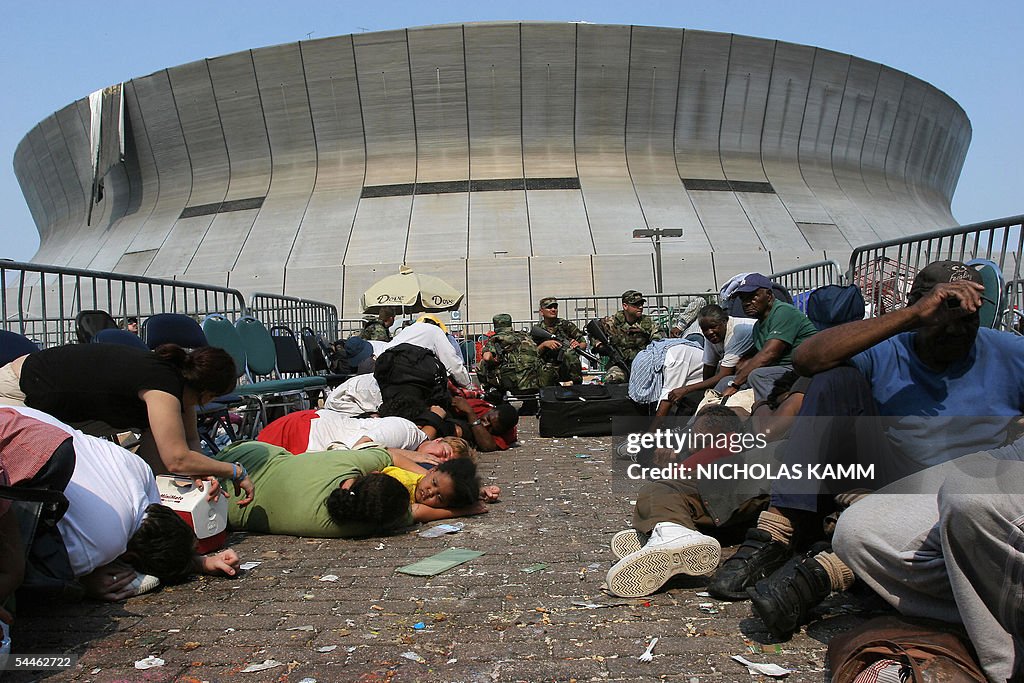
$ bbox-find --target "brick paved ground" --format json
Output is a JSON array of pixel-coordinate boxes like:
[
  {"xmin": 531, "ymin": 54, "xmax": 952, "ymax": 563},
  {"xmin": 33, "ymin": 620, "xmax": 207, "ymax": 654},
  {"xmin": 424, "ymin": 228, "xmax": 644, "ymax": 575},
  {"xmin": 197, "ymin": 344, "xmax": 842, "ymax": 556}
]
[{"xmin": 7, "ymin": 416, "xmax": 875, "ymax": 683}]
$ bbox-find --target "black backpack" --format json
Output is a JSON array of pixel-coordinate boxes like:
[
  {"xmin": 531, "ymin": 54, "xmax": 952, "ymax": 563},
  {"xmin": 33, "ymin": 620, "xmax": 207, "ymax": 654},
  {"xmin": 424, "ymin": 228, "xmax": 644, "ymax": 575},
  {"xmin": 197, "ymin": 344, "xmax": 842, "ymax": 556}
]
[{"xmin": 373, "ymin": 343, "xmax": 450, "ymax": 409}]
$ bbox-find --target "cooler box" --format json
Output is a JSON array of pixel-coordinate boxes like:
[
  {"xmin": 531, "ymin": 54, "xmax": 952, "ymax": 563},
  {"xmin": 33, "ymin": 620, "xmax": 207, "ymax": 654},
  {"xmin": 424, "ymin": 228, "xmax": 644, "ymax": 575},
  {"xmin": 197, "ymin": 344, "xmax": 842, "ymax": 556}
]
[{"xmin": 156, "ymin": 475, "xmax": 229, "ymax": 554}]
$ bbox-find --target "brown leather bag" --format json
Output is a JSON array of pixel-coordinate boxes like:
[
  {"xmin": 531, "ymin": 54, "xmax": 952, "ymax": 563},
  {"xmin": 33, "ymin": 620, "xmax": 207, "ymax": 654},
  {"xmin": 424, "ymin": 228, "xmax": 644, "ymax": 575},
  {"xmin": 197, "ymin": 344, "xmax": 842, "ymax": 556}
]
[{"xmin": 827, "ymin": 615, "xmax": 987, "ymax": 683}]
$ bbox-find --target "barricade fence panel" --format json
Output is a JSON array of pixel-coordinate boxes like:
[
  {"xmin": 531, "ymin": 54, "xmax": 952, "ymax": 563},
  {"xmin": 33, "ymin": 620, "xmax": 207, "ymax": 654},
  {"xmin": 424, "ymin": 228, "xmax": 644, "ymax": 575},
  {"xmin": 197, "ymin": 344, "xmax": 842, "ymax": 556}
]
[
  {"xmin": 847, "ymin": 215, "xmax": 1024, "ymax": 325},
  {"xmin": 1004, "ymin": 279, "xmax": 1024, "ymax": 334},
  {"xmin": 0, "ymin": 261, "xmax": 246, "ymax": 348},
  {"xmin": 248, "ymin": 292, "xmax": 339, "ymax": 341},
  {"xmin": 448, "ymin": 291, "xmax": 719, "ymax": 345},
  {"xmin": 553, "ymin": 293, "xmax": 719, "ymax": 336},
  {"xmin": 768, "ymin": 261, "xmax": 843, "ymax": 299}
]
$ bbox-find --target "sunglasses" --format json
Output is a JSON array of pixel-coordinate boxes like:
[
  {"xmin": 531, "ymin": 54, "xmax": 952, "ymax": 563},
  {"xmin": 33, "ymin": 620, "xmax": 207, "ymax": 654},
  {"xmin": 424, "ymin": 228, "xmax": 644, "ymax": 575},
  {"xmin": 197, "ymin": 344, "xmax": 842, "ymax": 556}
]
[
  {"xmin": 542, "ymin": 304, "xmax": 558, "ymax": 309},
  {"xmin": 945, "ymin": 295, "xmax": 997, "ymax": 309}
]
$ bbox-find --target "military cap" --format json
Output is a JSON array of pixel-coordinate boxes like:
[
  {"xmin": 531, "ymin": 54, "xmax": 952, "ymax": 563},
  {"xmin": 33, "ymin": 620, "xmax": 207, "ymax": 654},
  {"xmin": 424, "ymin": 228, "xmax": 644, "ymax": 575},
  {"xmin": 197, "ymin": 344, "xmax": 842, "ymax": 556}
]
[
  {"xmin": 621, "ymin": 290, "xmax": 646, "ymax": 306},
  {"xmin": 539, "ymin": 296, "xmax": 558, "ymax": 309},
  {"xmin": 492, "ymin": 313, "xmax": 513, "ymax": 331}
]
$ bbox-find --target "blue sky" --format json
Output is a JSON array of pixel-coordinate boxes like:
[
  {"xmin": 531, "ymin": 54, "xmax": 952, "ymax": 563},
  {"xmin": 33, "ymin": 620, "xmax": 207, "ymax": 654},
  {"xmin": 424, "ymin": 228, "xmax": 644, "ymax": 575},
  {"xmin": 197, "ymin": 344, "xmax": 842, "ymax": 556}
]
[{"xmin": 2, "ymin": 0, "xmax": 1021, "ymax": 263}]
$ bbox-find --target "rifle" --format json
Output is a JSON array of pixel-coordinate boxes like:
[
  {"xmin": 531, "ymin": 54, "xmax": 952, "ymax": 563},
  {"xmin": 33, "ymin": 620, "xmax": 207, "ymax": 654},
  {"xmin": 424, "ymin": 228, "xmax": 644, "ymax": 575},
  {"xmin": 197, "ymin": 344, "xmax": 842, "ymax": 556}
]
[
  {"xmin": 530, "ymin": 325, "xmax": 600, "ymax": 364},
  {"xmin": 585, "ymin": 318, "xmax": 631, "ymax": 378}
]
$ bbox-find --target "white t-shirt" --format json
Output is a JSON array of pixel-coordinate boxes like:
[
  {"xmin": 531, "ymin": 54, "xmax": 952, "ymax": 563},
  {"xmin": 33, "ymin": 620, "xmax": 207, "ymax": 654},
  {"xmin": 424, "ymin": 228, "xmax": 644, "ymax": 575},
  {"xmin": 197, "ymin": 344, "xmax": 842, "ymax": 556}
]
[
  {"xmin": 659, "ymin": 345, "xmax": 707, "ymax": 402},
  {"xmin": 9, "ymin": 406, "xmax": 158, "ymax": 577},
  {"xmin": 324, "ymin": 373, "xmax": 384, "ymax": 416},
  {"xmin": 308, "ymin": 412, "xmax": 426, "ymax": 451},
  {"xmin": 703, "ymin": 317, "xmax": 756, "ymax": 369},
  {"xmin": 386, "ymin": 322, "xmax": 471, "ymax": 387}
]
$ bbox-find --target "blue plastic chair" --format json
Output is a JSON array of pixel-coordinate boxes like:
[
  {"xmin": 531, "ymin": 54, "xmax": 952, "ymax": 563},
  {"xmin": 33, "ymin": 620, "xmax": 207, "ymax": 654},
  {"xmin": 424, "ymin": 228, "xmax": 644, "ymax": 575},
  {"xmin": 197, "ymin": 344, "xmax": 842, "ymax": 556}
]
[
  {"xmin": 965, "ymin": 258, "xmax": 1004, "ymax": 329},
  {"xmin": 143, "ymin": 313, "xmax": 208, "ymax": 350},
  {"xmin": 0, "ymin": 330, "xmax": 40, "ymax": 365},
  {"xmin": 91, "ymin": 328, "xmax": 149, "ymax": 351}
]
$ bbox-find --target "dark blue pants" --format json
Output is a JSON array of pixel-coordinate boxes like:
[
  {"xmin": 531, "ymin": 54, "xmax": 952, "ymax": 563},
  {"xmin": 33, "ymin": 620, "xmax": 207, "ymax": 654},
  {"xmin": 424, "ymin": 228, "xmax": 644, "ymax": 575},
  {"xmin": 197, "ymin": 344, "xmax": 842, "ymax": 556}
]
[{"xmin": 770, "ymin": 366, "xmax": 895, "ymax": 512}]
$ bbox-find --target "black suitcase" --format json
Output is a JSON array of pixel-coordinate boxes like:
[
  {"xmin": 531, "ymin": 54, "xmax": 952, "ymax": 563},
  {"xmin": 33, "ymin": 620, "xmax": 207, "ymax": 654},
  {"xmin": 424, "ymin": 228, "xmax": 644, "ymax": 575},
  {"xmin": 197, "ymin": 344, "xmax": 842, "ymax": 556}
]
[{"xmin": 538, "ymin": 384, "xmax": 645, "ymax": 437}]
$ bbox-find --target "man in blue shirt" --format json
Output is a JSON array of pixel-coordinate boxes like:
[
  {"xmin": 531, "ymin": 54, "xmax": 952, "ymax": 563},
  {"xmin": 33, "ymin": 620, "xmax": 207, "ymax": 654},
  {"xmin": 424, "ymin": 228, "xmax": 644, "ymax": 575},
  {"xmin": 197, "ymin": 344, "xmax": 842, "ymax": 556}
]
[{"xmin": 710, "ymin": 261, "xmax": 1024, "ymax": 635}]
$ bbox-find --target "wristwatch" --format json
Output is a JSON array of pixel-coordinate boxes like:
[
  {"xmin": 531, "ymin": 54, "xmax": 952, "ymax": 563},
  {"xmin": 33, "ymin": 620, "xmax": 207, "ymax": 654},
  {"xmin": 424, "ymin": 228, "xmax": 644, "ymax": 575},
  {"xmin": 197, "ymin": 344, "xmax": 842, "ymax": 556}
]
[
  {"xmin": 727, "ymin": 380, "xmax": 738, "ymax": 388},
  {"xmin": 471, "ymin": 419, "xmax": 483, "ymax": 427}
]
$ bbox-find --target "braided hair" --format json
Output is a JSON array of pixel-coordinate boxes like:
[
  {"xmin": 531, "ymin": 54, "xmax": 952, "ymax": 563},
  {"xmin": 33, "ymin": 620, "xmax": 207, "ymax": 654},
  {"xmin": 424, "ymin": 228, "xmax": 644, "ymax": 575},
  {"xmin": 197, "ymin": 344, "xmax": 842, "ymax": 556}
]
[{"xmin": 325, "ymin": 473, "xmax": 409, "ymax": 531}]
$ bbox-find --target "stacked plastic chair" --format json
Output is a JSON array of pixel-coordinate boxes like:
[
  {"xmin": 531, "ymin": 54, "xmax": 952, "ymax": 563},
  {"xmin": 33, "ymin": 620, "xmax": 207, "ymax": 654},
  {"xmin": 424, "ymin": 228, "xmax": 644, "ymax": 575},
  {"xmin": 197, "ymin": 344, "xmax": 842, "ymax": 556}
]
[{"xmin": 202, "ymin": 315, "xmax": 323, "ymax": 438}]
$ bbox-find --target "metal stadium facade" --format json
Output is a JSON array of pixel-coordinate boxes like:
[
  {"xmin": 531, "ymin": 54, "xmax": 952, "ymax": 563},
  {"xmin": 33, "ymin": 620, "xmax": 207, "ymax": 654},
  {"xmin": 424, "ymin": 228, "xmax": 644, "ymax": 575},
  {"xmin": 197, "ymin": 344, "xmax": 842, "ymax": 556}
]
[{"xmin": 14, "ymin": 22, "xmax": 971, "ymax": 320}]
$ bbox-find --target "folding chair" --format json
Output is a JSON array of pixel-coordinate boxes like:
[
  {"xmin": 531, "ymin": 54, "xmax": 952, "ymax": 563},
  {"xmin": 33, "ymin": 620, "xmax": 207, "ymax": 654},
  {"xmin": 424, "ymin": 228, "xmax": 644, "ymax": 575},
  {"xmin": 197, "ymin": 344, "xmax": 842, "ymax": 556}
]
[
  {"xmin": 966, "ymin": 258, "xmax": 1005, "ymax": 329},
  {"xmin": 299, "ymin": 326, "xmax": 351, "ymax": 387},
  {"xmin": 269, "ymin": 325, "xmax": 328, "ymax": 404},
  {"xmin": 1, "ymin": 483, "xmax": 82, "ymax": 601},
  {"xmin": 74, "ymin": 309, "xmax": 119, "ymax": 343},
  {"xmin": 203, "ymin": 315, "xmax": 310, "ymax": 438}
]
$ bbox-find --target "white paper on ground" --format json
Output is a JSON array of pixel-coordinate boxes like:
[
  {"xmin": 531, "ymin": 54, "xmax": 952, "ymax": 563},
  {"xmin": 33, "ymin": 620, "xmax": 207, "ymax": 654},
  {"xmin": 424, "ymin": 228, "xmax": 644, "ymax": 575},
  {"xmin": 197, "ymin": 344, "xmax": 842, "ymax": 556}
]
[
  {"xmin": 134, "ymin": 656, "xmax": 165, "ymax": 669},
  {"xmin": 241, "ymin": 659, "xmax": 284, "ymax": 672},
  {"xmin": 731, "ymin": 655, "xmax": 792, "ymax": 677}
]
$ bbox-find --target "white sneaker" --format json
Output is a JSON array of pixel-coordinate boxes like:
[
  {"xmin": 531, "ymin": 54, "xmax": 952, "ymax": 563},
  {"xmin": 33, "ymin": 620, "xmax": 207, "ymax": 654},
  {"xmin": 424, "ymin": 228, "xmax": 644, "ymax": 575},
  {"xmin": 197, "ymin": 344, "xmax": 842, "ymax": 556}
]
[
  {"xmin": 127, "ymin": 572, "xmax": 161, "ymax": 596},
  {"xmin": 613, "ymin": 440, "xmax": 638, "ymax": 461},
  {"xmin": 605, "ymin": 522, "xmax": 721, "ymax": 598},
  {"xmin": 610, "ymin": 529, "xmax": 648, "ymax": 559}
]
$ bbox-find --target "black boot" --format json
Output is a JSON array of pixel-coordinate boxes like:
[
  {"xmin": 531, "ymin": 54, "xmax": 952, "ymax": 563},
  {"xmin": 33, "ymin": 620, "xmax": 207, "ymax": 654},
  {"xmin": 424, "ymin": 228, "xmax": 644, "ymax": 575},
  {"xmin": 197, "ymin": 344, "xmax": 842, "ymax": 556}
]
[
  {"xmin": 747, "ymin": 553, "xmax": 832, "ymax": 639},
  {"xmin": 707, "ymin": 528, "xmax": 792, "ymax": 601}
]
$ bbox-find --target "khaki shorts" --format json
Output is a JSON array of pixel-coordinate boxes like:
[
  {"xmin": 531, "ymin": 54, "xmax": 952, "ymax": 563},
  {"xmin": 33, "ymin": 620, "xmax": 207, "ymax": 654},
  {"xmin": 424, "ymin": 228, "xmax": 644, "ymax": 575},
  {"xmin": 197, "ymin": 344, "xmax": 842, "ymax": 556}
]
[{"xmin": 0, "ymin": 361, "xmax": 26, "ymax": 406}]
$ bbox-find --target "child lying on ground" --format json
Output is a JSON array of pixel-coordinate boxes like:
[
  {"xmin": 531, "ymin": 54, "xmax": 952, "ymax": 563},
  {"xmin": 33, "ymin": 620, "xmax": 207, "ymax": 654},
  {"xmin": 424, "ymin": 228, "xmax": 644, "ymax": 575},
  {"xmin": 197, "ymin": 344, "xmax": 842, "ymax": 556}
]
[{"xmin": 383, "ymin": 459, "xmax": 502, "ymax": 523}]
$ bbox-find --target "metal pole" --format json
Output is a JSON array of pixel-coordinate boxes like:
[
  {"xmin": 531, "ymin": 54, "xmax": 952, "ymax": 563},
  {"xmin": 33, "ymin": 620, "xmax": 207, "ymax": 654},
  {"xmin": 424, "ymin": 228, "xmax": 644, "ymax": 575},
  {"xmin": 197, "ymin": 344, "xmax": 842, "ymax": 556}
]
[
  {"xmin": 653, "ymin": 234, "xmax": 663, "ymax": 293},
  {"xmin": 633, "ymin": 228, "xmax": 682, "ymax": 294}
]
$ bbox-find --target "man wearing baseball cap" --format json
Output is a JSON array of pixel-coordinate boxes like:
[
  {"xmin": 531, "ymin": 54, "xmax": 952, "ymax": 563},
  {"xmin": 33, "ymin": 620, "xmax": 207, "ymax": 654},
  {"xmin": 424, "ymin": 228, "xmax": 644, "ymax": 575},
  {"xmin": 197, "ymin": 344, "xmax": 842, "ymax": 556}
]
[
  {"xmin": 535, "ymin": 297, "xmax": 588, "ymax": 385},
  {"xmin": 712, "ymin": 260, "xmax": 1024, "ymax": 642},
  {"xmin": 719, "ymin": 273, "xmax": 817, "ymax": 403},
  {"xmin": 593, "ymin": 290, "xmax": 662, "ymax": 383}
]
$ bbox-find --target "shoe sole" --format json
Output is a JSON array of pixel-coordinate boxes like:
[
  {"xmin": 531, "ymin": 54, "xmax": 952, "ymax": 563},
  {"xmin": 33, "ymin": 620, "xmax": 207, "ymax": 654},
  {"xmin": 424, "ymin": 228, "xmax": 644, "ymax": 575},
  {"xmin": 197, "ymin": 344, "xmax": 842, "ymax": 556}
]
[
  {"xmin": 606, "ymin": 541, "xmax": 721, "ymax": 598},
  {"xmin": 610, "ymin": 529, "xmax": 646, "ymax": 559}
]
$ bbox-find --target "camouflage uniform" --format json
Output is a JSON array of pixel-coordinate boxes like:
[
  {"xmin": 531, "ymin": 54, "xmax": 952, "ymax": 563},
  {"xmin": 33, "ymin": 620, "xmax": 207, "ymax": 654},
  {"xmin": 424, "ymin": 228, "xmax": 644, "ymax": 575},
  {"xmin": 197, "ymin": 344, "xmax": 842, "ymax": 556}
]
[
  {"xmin": 597, "ymin": 291, "xmax": 663, "ymax": 383},
  {"xmin": 536, "ymin": 316, "xmax": 586, "ymax": 386},
  {"xmin": 478, "ymin": 314, "xmax": 542, "ymax": 393},
  {"xmin": 359, "ymin": 319, "xmax": 392, "ymax": 342}
]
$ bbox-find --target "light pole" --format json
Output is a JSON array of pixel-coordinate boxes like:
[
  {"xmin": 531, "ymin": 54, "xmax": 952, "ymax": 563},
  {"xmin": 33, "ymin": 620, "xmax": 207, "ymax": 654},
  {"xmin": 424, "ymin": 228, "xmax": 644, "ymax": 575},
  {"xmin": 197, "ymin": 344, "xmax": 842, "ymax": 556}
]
[{"xmin": 633, "ymin": 228, "xmax": 683, "ymax": 293}]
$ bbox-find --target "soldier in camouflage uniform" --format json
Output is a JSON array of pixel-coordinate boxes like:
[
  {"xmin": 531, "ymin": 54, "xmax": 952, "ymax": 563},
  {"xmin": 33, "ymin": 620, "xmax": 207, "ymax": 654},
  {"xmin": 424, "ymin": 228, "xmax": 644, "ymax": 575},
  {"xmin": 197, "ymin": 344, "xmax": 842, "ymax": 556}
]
[
  {"xmin": 594, "ymin": 290, "xmax": 663, "ymax": 384},
  {"xmin": 478, "ymin": 313, "xmax": 542, "ymax": 394},
  {"xmin": 535, "ymin": 296, "xmax": 587, "ymax": 386},
  {"xmin": 360, "ymin": 306, "xmax": 395, "ymax": 342}
]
